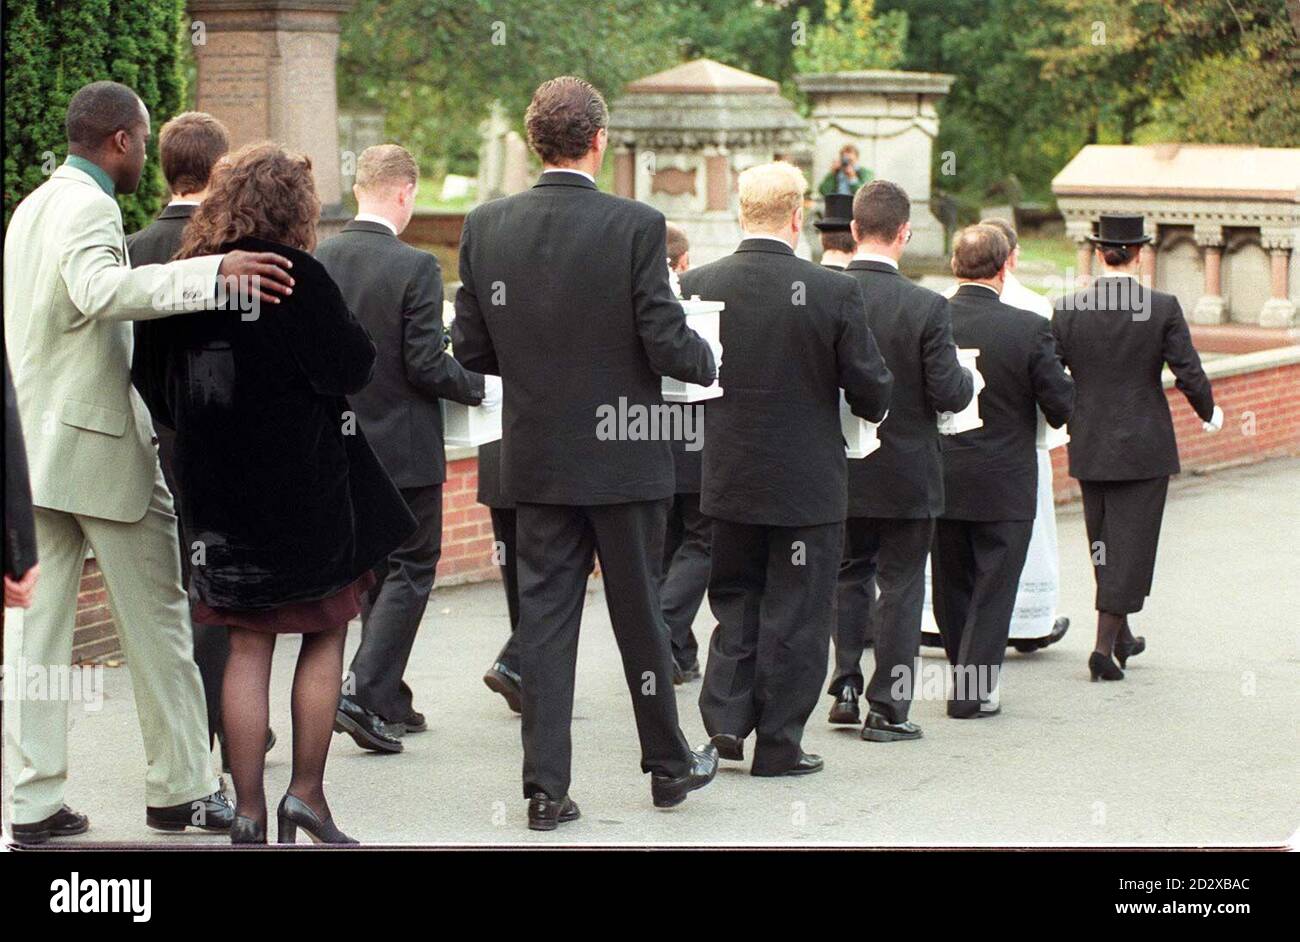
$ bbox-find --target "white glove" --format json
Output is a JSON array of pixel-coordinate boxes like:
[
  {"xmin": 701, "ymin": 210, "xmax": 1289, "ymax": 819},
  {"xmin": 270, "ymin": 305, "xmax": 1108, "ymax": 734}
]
[
  {"xmin": 481, "ymin": 375, "xmax": 503, "ymax": 411},
  {"xmin": 968, "ymin": 364, "xmax": 986, "ymax": 396},
  {"xmin": 1202, "ymin": 404, "xmax": 1224, "ymax": 433}
]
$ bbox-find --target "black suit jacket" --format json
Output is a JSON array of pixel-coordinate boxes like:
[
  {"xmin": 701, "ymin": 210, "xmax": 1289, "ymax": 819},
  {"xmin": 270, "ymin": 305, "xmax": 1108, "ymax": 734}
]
[
  {"xmin": 143, "ymin": 236, "xmax": 415, "ymax": 609},
  {"xmin": 129, "ymin": 202, "xmax": 195, "ymax": 434},
  {"xmin": 680, "ymin": 239, "xmax": 894, "ymax": 527},
  {"xmin": 452, "ymin": 172, "xmax": 715, "ymax": 505},
  {"xmin": 316, "ymin": 220, "xmax": 484, "ymax": 489},
  {"xmin": 844, "ymin": 260, "xmax": 973, "ymax": 518},
  {"xmin": 1052, "ymin": 276, "xmax": 1214, "ymax": 481},
  {"xmin": 4, "ymin": 354, "xmax": 37, "ymax": 579},
  {"xmin": 941, "ymin": 284, "xmax": 1074, "ymax": 522}
]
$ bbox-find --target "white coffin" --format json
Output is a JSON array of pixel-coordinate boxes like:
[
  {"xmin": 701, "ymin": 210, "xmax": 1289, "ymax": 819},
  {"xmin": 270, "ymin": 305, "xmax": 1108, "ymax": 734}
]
[
  {"xmin": 841, "ymin": 391, "xmax": 882, "ymax": 459},
  {"xmin": 938, "ymin": 347, "xmax": 983, "ymax": 435},
  {"xmin": 443, "ymin": 392, "xmax": 503, "ymax": 447},
  {"xmin": 662, "ymin": 298, "xmax": 724, "ymax": 403}
]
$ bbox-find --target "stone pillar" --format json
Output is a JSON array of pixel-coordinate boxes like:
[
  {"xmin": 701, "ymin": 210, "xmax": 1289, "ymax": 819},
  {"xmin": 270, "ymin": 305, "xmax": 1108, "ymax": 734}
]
[
  {"xmin": 1191, "ymin": 224, "xmax": 1226, "ymax": 324},
  {"xmin": 613, "ymin": 147, "xmax": 635, "ymax": 198},
  {"xmin": 1066, "ymin": 219, "xmax": 1093, "ymax": 285},
  {"xmin": 188, "ymin": 0, "xmax": 354, "ymax": 228},
  {"xmin": 704, "ymin": 150, "xmax": 730, "ymax": 212},
  {"xmin": 1140, "ymin": 220, "xmax": 1158, "ymax": 286},
  {"xmin": 795, "ymin": 70, "xmax": 955, "ymax": 264},
  {"xmin": 1259, "ymin": 228, "xmax": 1296, "ymax": 328}
]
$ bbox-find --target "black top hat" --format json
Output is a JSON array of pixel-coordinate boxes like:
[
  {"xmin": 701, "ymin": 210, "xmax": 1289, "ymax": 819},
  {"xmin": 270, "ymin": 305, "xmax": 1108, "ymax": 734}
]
[
  {"xmin": 1087, "ymin": 213, "xmax": 1153, "ymax": 246},
  {"xmin": 814, "ymin": 193, "xmax": 854, "ymax": 232}
]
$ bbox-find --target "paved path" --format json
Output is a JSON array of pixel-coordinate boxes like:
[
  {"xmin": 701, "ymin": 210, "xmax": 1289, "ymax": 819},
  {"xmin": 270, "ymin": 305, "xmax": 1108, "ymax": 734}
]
[{"xmin": 16, "ymin": 458, "xmax": 1299, "ymax": 846}]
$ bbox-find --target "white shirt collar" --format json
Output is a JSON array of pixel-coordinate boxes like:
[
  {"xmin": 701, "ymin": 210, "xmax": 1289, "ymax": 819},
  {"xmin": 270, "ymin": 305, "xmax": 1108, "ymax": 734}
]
[
  {"xmin": 957, "ymin": 281, "xmax": 1000, "ymax": 295},
  {"xmin": 852, "ymin": 251, "xmax": 899, "ymax": 269},
  {"xmin": 167, "ymin": 199, "xmax": 200, "ymax": 207},
  {"xmin": 354, "ymin": 212, "xmax": 398, "ymax": 235},
  {"xmin": 1101, "ymin": 271, "xmax": 1140, "ymax": 281},
  {"xmin": 543, "ymin": 168, "xmax": 595, "ymax": 183},
  {"xmin": 741, "ymin": 232, "xmax": 794, "ymax": 249}
]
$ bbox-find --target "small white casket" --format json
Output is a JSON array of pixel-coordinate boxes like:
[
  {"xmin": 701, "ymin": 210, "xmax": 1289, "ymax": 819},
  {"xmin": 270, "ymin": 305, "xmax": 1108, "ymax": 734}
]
[
  {"xmin": 443, "ymin": 390, "xmax": 503, "ymax": 447},
  {"xmin": 841, "ymin": 391, "xmax": 882, "ymax": 460},
  {"xmin": 937, "ymin": 347, "xmax": 983, "ymax": 435},
  {"xmin": 662, "ymin": 297, "xmax": 724, "ymax": 403}
]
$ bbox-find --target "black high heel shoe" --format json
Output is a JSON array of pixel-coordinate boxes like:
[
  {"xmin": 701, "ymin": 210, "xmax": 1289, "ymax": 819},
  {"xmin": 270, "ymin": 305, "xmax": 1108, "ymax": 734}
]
[
  {"xmin": 1088, "ymin": 652, "xmax": 1124, "ymax": 682},
  {"xmin": 1114, "ymin": 636, "xmax": 1146, "ymax": 669},
  {"xmin": 276, "ymin": 794, "xmax": 358, "ymax": 845},
  {"xmin": 230, "ymin": 815, "xmax": 266, "ymax": 845}
]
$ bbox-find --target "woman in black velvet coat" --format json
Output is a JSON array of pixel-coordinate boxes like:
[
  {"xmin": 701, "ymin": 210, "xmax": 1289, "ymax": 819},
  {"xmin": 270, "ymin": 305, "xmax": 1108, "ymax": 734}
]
[{"xmin": 142, "ymin": 142, "xmax": 415, "ymax": 844}]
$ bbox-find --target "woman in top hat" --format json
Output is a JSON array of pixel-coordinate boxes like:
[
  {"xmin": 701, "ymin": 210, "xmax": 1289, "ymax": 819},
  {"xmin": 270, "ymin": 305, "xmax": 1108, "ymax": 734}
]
[
  {"xmin": 815, "ymin": 193, "xmax": 857, "ymax": 269},
  {"xmin": 1051, "ymin": 213, "xmax": 1222, "ymax": 681}
]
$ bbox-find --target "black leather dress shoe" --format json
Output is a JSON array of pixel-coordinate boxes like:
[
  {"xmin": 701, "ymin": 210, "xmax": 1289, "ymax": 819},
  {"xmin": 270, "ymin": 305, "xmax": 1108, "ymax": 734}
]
[
  {"xmin": 11, "ymin": 805, "xmax": 89, "ymax": 844},
  {"xmin": 334, "ymin": 696, "xmax": 403, "ymax": 753},
  {"xmin": 710, "ymin": 733, "xmax": 745, "ymax": 761},
  {"xmin": 752, "ymin": 752, "xmax": 824, "ymax": 777},
  {"xmin": 1114, "ymin": 635, "xmax": 1146, "ymax": 669},
  {"xmin": 828, "ymin": 684, "xmax": 860, "ymax": 725},
  {"xmin": 861, "ymin": 710, "xmax": 923, "ymax": 742},
  {"xmin": 651, "ymin": 744, "xmax": 719, "ymax": 808},
  {"xmin": 483, "ymin": 663, "xmax": 522, "ymax": 714},
  {"xmin": 146, "ymin": 791, "xmax": 234, "ymax": 832},
  {"xmin": 673, "ymin": 659, "xmax": 701, "ymax": 685},
  {"xmin": 396, "ymin": 709, "xmax": 427, "ymax": 734},
  {"xmin": 527, "ymin": 792, "xmax": 581, "ymax": 831},
  {"xmin": 948, "ymin": 701, "xmax": 1001, "ymax": 718}
]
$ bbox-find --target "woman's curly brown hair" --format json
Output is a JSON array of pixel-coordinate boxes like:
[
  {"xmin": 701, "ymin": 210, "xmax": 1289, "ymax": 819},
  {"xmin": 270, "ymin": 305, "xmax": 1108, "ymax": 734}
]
[
  {"xmin": 524, "ymin": 76, "xmax": 607, "ymax": 165},
  {"xmin": 177, "ymin": 142, "xmax": 320, "ymax": 258}
]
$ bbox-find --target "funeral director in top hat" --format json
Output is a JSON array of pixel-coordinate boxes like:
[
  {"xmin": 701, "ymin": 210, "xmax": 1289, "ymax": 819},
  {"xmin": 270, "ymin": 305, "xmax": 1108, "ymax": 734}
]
[{"xmin": 1052, "ymin": 212, "xmax": 1221, "ymax": 682}]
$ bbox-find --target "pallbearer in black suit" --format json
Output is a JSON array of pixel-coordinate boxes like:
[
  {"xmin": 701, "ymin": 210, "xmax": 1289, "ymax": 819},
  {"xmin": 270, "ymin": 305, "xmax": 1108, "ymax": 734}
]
[
  {"xmin": 316, "ymin": 145, "xmax": 493, "ymax": 751},
  {"xmin": 452, "ymin": 77, "xmax": 719, "ymax": 829},
  {"xmin": 815, "ymin": 193, "xmax": 856, "ymax": 270},
  {"xmin": 128, "ymin": 112, "xmax": 268, "ymax": 774},
  {"xmin": 660, "ymin": 223, "xmax": 710, "ymax": 684},
  {"xmin": 827, "ymin": 181, "xmax": 974, "ymax": 739},
  {"xmin": 933, "ymin": 225, "xmax": 1073, "ymax": 718},
  {"xmin": 1052, "ymin": 213, "xmax": 1219, "ymax": 682},
  {"xmin": 685, "ymin": 162, "xmax": 894, "ymax": 777}
]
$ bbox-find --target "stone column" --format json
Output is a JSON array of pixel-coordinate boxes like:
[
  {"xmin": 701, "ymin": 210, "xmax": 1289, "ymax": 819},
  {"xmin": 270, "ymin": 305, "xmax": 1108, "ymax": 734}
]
[
  {"xmin": 187, "ymin": 0, "xmax": 354, "ymax": 228},
  {"xmin": 613, "ymin": 146, "xmax": 635, "ymax": 198},
  {"xmin": 1259, "ymin": 228, "xmax": 1296, "ymax": 328},
  {"xmin": 1066, "ymin": 219, "xmax": 1093, "ymax": 285},
  {"xmin": 1191, "ymin": 224, "xmax": 1226, "ymax": 324},
  {"xmin": 1140, "ymin": 220, "xmax": 1158, "ymax": 286}
]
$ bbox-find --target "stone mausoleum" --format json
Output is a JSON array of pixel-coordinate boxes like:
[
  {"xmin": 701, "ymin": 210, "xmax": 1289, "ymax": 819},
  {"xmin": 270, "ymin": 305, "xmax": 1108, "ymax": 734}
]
[
  {"xmin": 1053, "ymin": 144, "xmax": 1300, "ymax": 329},
  {"xmin": 607, "ymin": 59, "xmax": 812, "ymax": 266}
]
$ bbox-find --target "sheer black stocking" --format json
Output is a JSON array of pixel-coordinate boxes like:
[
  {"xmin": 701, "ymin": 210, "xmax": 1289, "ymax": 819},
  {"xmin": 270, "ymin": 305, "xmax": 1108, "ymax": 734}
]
[
  {"xmin": 286, "ymin": 623, "xmax": 347, "ymax": 821},
  {"xmin": 222, "ymin": 627, "xmax": 276, "ymax": 826}
]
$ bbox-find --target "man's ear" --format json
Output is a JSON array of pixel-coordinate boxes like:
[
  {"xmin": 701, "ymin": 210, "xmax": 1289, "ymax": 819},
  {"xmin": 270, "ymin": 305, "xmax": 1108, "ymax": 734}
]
[{"xmin": 850, "ymin": 220, "xmax": 861, "ymax": 245}]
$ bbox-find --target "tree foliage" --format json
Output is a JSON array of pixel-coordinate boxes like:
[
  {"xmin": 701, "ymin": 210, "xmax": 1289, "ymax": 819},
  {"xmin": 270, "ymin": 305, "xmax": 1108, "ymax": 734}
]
[
  {"xmin": 792, "ymin": 0, "xmax": 908, "ymax": 73},
  {"xmin": 4, "ymin": 0, "xmax": 188, "ymax": 229}
]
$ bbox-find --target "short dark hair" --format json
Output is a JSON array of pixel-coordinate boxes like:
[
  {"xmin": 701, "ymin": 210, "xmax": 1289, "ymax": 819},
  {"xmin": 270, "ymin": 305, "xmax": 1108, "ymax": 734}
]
[
  {"xmin": 979, "ymin": 216, "xmax": 1017, "ymax": 252},
  {"xmin": 525, "ymin": 76, "xmax": 607, "ymax": 165},
  {"xmin": 666, "ymin": 222, "xmax": 689, "ymax": 267},
  {"xmin": 852, "ymin": 180, "xmax": 910, "ymax": 242},
  {"xmin": 820, "ymin": 229, "xmax": 855, "ymax": 254},
  {"xmin": 159, "ymin": 112, "xmax": 229, "ymax": 194},
  {"xmin": 951, "ymin": 224, "xmax": 1011, "ymax": 280},
  {"xmin": 66, "ymin": 81, "xmax": 144, "ymax": 150}
]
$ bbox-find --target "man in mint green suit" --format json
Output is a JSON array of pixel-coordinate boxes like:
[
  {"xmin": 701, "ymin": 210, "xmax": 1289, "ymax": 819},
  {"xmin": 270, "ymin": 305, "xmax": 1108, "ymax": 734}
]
[{"xmin": 2, "ymin": 81, "xmax": 294, "ymax": 844}]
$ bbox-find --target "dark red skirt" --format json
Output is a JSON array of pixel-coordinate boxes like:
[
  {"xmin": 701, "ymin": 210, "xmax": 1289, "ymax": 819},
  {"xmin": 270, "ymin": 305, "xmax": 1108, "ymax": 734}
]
[{"xmin": 192, "ymin": 570, "xmax": 377, "ymax": 634}]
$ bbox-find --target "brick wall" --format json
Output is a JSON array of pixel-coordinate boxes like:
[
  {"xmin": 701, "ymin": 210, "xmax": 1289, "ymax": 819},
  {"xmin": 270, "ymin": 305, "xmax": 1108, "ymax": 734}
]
[
  {"xmin": 1051, "ymin": 348, "xmax": 1300, "ymax": 502},
  {"xmin": 72, "ymin": 560, "xmax": 119, "ymax": 664},
  {"xmin": 437, "ymin": 451, "xmax": 501, "ymax": 586}
]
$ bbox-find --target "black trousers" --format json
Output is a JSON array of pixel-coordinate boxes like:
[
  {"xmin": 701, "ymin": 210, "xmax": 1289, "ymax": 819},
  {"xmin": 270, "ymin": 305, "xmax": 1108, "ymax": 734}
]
[
  {"xmin": 660, "ymin": 492, "xmax": 712, "ymax": 669},
  {"xmin": 347, "ymin": 484, "xmax": 443, "ymax": 722},
  {"xmin": 827, "ymin": 517, "xmax": 934, "ymax": 722},
  {"xmin": 831, "ymin": 524, "xmax": 878, "ymax": 689},
  {"xmin": 488, "ymin": 506, "xmax": 522, "ymax": 673},
  {"xmin": 515, "ymin": 500, "xmax": 690, "ymax": 800},
  {"xmin": 700, "ymin": 518, "xmax": 842, "ymax": 774},
  {"xmin": 931, "ymin": 518, "xmax": 1033, "ymax": 716},
  {"xmin": 1079, "ymin": 477, "xmax": 1169, "ymax": 615}
]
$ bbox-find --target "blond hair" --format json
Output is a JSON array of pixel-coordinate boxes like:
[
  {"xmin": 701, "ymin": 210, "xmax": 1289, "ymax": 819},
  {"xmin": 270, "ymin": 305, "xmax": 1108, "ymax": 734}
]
[
  {"xmin": 738, "ymin": 161, "xmax": 807, "ymax": 233},
  {"xmin": 354, "ymin": 144, "xmax": 418, "ymax": 196}
]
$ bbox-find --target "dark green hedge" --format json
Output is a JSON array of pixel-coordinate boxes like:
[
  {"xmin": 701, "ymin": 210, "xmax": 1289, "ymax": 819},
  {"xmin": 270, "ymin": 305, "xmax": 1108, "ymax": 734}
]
[{"xmin": 4, "ymin": 0, "xmax": 188, "ymax": 229}]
